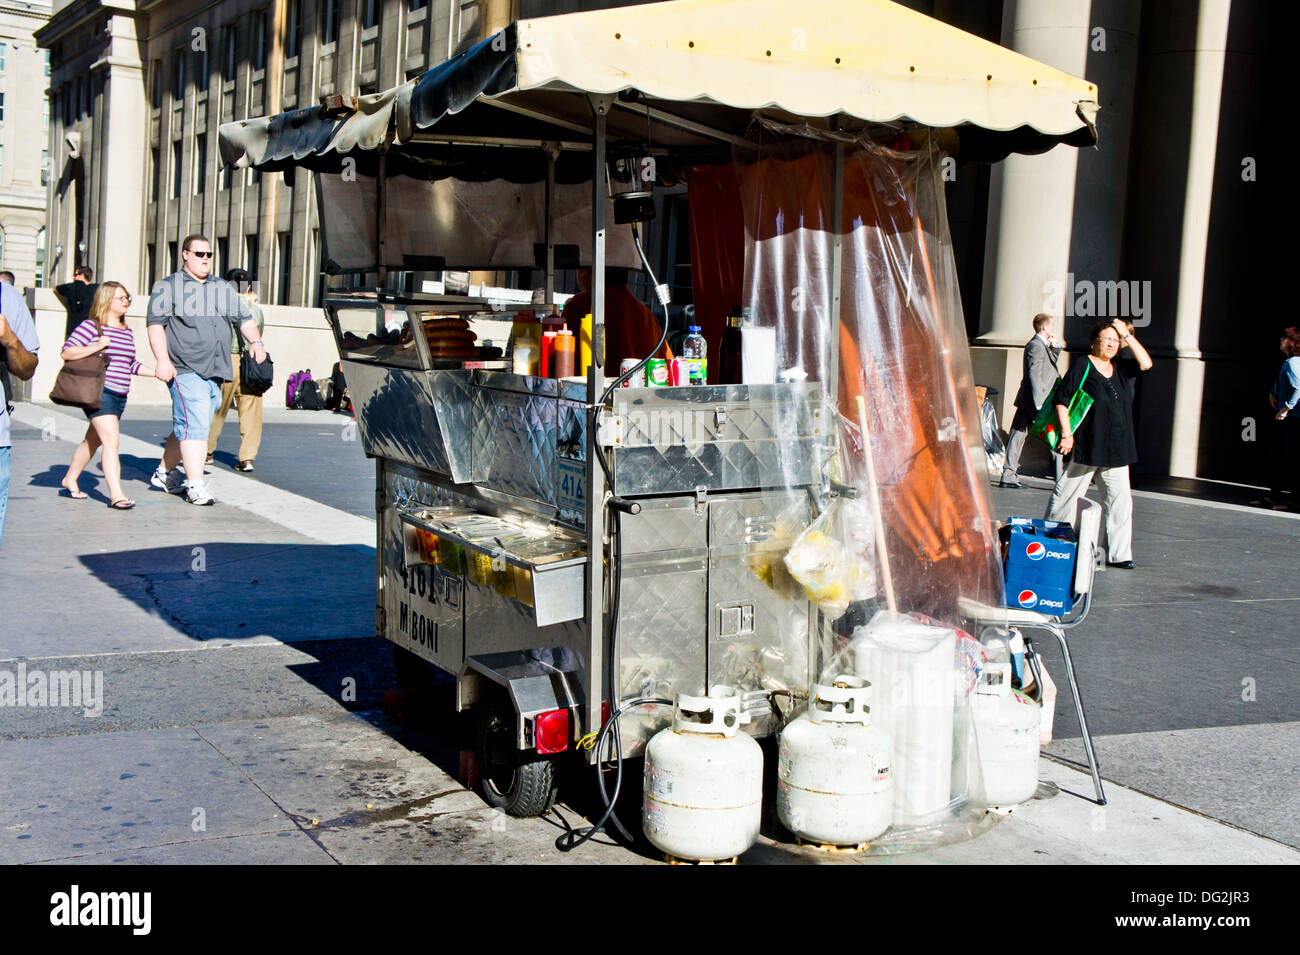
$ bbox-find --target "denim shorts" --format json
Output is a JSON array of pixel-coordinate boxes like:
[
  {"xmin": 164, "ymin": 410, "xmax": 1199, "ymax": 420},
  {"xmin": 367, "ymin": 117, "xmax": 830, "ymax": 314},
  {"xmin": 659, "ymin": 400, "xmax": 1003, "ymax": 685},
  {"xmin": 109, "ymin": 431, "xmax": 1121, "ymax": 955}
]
[
  {"xmin": 170, "ymin": 372, "xmax": 222, "ymax": 442},
  {"xmin": 85, "ymin": 388, "xmax": 129, "ymax": 420}
]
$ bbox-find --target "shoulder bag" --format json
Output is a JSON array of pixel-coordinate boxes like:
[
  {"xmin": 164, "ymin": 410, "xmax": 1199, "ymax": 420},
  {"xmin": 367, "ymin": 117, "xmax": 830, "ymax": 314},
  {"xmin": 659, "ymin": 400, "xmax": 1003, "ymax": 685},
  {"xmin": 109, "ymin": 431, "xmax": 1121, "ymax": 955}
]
[
  {"xmin": 234, "ymin": 301, "xmax": 273, "ymax": 397},
  {"xmin": 239, "ymin": 344, "xmax": 275, "ymax": 397},
  {"xmin": 49, "ymin": 348, "xmax": 110, "ymax": 411},
  {"xmin": 1030, "ymin": 360, "xmax": 1094, "ymax": 452}
]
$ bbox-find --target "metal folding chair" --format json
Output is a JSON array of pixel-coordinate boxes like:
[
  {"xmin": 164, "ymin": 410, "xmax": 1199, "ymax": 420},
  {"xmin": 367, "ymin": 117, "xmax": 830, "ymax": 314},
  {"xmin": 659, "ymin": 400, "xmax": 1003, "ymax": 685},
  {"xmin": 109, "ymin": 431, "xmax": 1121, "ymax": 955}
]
[{"xmin": 959, "ymin": 496, "xmax": 1107, "ymax": 804}]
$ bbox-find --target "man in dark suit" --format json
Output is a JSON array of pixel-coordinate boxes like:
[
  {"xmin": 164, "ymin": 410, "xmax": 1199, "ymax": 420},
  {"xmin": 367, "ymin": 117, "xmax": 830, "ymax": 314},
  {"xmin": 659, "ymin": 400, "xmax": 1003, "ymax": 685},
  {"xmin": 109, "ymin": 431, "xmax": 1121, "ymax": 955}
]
[
  {"xmin": 999, "ymin": 313, "xmax": 1063, "ymax": 487},
  {"xmin": 57, "ymin": 266, "xmax": 99, "ymax": 339}
]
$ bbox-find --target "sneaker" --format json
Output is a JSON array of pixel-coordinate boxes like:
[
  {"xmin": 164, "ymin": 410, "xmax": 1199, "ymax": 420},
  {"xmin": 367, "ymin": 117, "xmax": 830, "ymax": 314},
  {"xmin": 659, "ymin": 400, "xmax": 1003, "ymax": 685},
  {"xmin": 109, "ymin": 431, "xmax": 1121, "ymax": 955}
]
[
  {"xmin": 205, "ymin": 453, "xmax": 214, "ymax": 464},
  {"xmin": 185, "ymin": 482, "xmax": 216, "ymax": 506},
  {"xmin": 235, "ymin": 460, "xmax": 255, "ymax": 472},
  {"xmin": 150, "ymin": 464, "xmax": 186, "ymax": 494}
]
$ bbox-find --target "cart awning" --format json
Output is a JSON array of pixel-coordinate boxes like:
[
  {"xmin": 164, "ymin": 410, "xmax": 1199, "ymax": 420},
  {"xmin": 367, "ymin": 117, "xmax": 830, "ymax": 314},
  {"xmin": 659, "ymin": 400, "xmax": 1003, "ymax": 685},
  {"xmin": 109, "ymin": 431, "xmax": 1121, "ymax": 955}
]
[
  {"xmin": 503, "ymin": 0, "xmax": 1095, "ymax": 136},
  {"xmin": 219, "ymin": 0, "xmax": 1097, "ymax": 175}
]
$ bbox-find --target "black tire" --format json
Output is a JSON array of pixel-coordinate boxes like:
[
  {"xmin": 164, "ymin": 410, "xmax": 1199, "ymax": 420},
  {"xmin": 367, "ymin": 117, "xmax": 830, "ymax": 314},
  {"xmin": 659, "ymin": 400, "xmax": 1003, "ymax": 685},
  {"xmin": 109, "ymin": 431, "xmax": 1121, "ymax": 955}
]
[{"xmin": 477, "ymin": 700, "xmax": 559, "ymax": 817}]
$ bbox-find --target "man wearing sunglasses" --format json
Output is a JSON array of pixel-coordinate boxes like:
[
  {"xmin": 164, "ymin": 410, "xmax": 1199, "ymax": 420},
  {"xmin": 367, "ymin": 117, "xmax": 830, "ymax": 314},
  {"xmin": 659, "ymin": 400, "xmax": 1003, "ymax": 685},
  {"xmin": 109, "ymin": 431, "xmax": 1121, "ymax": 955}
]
[{"xmin": 146, "ymin": 234, "xmax": 267, "ymax": 505}]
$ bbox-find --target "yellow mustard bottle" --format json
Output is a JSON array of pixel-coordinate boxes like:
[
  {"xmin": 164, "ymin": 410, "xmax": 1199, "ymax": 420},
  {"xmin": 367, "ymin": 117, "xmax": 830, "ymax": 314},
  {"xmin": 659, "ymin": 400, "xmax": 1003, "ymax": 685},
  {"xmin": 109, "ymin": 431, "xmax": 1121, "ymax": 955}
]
[{"xmin": 580, "ymin": 312, "xmax": 594, "ymax": 376}]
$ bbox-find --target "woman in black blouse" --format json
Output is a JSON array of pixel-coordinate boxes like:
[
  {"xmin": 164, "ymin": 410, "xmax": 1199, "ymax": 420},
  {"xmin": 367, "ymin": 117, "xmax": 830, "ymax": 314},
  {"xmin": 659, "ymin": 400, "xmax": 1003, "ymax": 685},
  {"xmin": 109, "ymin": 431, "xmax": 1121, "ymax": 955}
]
[{"xmin": 1044, "ymin": 319, "xmax": 1154, "ymax": 569}]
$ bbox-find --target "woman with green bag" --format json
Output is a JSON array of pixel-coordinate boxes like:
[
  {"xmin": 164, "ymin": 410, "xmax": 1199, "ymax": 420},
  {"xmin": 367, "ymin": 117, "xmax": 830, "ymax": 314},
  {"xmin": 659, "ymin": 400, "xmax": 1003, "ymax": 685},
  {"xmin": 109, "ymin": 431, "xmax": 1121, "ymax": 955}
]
[{"xmin": 1044, "ymin": 319, "xmax": 1153, "ymax": 569}]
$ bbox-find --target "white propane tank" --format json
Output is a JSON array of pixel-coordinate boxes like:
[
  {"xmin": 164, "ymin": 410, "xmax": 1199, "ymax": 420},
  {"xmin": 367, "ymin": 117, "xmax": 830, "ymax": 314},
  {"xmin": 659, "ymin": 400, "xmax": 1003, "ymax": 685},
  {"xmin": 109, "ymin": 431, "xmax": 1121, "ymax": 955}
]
[
  {"xmin": 642, "ymin": 686, "xmax": 763, "ymax": 861},
  {"xmin": 971, "ymin": 662, "xmax": 1041, "ymax": 812},
  {"xmin": 777, "ymin": 676, "xmax": 893, "ymax": 846}
]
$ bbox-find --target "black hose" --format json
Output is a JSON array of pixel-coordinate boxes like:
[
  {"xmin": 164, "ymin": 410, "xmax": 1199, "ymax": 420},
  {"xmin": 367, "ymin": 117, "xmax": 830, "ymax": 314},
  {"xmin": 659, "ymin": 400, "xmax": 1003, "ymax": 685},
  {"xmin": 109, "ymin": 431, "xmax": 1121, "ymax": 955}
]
[
  {"xmin": 556, "ymin": 223, "xmax": 674, "ymax": 854},
  {"xmin": 554, "ymin": 695, "xmax": 672, "ymax": 852}
]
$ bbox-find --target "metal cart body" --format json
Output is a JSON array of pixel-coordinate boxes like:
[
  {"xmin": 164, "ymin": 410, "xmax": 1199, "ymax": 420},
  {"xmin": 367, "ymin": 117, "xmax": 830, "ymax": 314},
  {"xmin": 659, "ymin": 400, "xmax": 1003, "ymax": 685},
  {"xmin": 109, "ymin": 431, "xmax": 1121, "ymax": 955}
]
[{"xmin": 220, "ymin": 0, "xmax": 1099, "ymax": 811}]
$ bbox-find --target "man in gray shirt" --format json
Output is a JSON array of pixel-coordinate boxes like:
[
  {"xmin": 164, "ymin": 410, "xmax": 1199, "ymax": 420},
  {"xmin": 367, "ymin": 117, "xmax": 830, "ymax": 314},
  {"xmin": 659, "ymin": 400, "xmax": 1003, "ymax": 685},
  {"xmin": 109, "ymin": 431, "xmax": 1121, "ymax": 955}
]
[{"xmin": 147, "ymin": 234, "xmax": 267, "ymax": 505}]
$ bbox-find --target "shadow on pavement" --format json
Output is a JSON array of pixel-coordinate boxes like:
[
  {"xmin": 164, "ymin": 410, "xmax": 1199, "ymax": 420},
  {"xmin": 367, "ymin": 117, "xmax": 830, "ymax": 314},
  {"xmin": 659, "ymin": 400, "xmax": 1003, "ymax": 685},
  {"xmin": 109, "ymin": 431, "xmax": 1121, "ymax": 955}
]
[{"xmin": 79, "ymin": 543, "xmax": 375, "ymax": 644}]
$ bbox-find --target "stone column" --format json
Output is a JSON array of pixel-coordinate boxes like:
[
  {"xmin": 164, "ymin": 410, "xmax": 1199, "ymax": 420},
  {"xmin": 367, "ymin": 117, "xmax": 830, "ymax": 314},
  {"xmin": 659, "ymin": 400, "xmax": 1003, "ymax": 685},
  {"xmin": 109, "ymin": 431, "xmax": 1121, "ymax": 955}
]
[
  {"xmin": 1165, "ymin": 0, "xmax": 1231, "ymax": 478},
  {"xmin": 971, "ymin": 0, "xmax": 1092, "ymax": 428},
  {"xmin": 91, "ymin": 16, "xmax": 146, "ymax": 290}
]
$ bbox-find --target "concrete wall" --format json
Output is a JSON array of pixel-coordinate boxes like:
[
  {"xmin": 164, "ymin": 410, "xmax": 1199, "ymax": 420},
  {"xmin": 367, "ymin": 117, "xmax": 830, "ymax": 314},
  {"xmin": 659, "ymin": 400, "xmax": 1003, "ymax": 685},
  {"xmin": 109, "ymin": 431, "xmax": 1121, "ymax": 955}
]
[{"xmin": 23, "ymin": 286, "xmax": 339, "ymax": 410}]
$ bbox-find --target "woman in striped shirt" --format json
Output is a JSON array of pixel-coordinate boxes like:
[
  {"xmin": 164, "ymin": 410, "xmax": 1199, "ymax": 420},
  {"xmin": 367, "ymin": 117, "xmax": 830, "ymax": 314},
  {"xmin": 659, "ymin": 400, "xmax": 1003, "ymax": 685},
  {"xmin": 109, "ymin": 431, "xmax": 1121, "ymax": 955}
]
[{"xmin": 59, "ymin": 282, "xmax": 155, "ymax": 509}]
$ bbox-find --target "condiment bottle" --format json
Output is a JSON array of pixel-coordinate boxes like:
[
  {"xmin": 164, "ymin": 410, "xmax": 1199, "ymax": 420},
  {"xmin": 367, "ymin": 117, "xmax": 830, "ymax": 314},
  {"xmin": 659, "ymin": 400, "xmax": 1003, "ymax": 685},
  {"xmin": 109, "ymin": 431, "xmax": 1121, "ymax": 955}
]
[
  {"xmin": 552, "ymin": 329, "xmax": 577, "ymax": 378},
  {"xmin": 541, "ymin": 330, "xmax": 558, "ymax": 377},
  {"xmin": 579, "ymin": 313, "xmax": 594, "ymax": 376},
  {"xmin": 513, "ymin": 313, "xmax": 542, "ymax": 348},
  {"xmin": 513, "ymin": 337, "xmax": 540, "ymax": 376}
]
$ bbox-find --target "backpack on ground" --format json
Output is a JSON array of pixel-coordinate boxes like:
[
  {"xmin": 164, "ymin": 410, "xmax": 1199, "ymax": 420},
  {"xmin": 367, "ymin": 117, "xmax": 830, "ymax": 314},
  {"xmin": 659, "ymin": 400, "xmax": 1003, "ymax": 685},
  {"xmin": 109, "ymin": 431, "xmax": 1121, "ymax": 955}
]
[
  {"xmin": 286, "ymin": 369, "xmax": 310, "ymax": 407},
  {"xmin": 292, "ymin": 378, "xmax": 326, "ymax": 411}
]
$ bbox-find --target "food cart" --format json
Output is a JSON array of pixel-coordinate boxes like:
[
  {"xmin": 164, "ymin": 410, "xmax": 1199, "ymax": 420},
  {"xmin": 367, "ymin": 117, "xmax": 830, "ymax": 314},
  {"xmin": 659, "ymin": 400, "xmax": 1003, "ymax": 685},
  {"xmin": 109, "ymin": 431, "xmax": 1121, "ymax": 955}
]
[{"xmin": 219, "ymin": 0, "xmax": 1098, "ymax": 825}]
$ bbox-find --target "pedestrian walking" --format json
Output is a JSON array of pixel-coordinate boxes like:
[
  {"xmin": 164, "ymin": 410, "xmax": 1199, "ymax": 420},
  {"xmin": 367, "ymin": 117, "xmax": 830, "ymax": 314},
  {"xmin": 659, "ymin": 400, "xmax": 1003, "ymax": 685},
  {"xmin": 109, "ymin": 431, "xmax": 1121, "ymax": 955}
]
[
  {"xmin": 1000, "ymin": 313, "xmax": 1062, "ymax": 487},
  {"xmin": 0, "ymin": 279, "xmax": 39, "ymax": 548},
  {"xmin": 206, "ymin": 269, "xmax": 265, "ymax": 472},
  {"xmin": 59, "ymin": 283, "xmax": 155, "ymax": 509},
  {"xmin": 56, "ymin": 267, "xmax": 99, "ymax": 340},
  {"xmin": 1044, "ymin": 318, "xmax": 1153, "ymax": 569},
  {"xmin": 1262, "ymin": 326, "xmax": 1300, "ymax": 510},
  {"xmin": 146, "ymin": 235, "xmax": 266, "ymax": 506}
]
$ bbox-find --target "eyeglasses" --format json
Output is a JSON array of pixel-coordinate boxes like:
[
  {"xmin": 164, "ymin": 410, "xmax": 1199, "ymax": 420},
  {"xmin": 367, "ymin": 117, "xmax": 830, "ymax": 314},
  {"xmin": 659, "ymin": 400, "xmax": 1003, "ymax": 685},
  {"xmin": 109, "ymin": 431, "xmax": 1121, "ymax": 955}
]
[
  {"xmin": 115, "ymin": 293, "xmax": 132, "ymax": 303},
  {"xmin": 189, "ymin": 250, "xmax": 214, "ymax": 259}
]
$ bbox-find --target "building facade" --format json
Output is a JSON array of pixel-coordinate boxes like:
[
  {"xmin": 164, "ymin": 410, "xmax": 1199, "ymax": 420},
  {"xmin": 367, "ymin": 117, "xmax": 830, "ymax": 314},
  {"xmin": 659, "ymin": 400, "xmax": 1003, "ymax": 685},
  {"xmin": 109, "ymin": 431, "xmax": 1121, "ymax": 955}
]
[
  {"xmin": 34, "ymin": 0, "xmax": 1281, "ymax": 488},
  {"xmin": 0, "ymin": 0, "xmax": 51, "ymax": 288},
  {"xmin": 36, "ymin": 0, "xmax": 526, "ymax": 306}
]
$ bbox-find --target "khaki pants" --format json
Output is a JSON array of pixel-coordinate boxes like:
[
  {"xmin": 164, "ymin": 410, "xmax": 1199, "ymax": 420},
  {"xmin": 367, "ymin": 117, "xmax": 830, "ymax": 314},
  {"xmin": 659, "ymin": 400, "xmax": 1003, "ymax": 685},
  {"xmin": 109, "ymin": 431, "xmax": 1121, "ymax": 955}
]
[
  {"xmin": 207, "ymin": 354, "xmax": 264, "ymax": 462},
  {"xmin": 1044, "ymin": 461, "xmax": 1133, "ymax": 563}
]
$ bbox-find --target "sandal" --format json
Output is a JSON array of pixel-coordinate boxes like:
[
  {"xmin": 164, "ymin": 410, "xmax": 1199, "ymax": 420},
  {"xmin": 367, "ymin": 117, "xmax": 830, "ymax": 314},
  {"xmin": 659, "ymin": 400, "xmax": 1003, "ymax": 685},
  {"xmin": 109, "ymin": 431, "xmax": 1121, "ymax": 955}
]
[
  {"xmin": 60, "ymin": 485, "xmax": 89, "ymax": 500},
  {"xmin": 107, "ymin": 499, "xmax": 136, "ymax": 510}
]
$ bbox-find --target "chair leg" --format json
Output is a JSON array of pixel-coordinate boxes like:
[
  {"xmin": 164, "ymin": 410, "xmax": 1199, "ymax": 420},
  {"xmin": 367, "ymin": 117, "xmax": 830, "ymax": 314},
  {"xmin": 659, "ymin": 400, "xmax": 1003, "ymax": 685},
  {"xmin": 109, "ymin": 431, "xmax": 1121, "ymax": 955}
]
[{"xmin": 1045, "ymin": 626, "xmax": 1107, "ymax": 805}]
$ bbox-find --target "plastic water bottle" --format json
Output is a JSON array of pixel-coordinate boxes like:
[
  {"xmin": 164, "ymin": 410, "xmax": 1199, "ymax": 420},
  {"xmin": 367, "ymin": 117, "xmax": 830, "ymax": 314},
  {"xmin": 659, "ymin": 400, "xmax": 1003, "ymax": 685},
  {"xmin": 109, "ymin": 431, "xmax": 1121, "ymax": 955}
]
[{"xmin": 682, "ymin": 325, "xmax": 708, "ymax": 385}]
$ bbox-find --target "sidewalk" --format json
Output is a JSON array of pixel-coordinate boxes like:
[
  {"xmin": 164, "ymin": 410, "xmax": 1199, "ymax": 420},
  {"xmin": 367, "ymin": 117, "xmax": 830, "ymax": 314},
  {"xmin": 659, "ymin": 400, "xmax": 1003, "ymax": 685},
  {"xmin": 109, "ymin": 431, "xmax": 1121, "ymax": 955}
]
[{"xmin": 3, "ymin": 401, "xmax": 1297, "ymax": 864}]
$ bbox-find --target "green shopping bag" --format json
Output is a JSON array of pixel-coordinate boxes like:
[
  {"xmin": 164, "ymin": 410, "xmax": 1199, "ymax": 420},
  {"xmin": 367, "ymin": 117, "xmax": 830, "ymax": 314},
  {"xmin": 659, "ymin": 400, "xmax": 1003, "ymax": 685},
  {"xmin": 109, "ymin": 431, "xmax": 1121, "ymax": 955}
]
[{"xmin": 1030, "ymin": 361, "xmax": 1093, "ymax": 452}]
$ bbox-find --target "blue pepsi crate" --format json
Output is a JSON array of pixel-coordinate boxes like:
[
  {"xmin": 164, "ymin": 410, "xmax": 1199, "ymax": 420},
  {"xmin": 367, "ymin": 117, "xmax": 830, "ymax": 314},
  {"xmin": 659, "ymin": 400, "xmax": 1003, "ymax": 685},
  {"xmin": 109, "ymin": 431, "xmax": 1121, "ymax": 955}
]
[
  {"xmin": 1002, "ymin": 519, "xmax": 1077, "ymax": 613},
  {"xmin": 1004, "ymin": 566, "xmax": 1074, "ymax": 614}
]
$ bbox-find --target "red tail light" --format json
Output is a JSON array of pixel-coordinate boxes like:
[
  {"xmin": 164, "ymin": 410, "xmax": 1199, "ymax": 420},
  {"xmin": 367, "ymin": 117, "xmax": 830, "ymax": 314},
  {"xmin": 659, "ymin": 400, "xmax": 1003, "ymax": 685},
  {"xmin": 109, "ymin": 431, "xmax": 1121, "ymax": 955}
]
[{"xmin": 534, "ymin": 709, "xmax": 570, "ymax": 754}]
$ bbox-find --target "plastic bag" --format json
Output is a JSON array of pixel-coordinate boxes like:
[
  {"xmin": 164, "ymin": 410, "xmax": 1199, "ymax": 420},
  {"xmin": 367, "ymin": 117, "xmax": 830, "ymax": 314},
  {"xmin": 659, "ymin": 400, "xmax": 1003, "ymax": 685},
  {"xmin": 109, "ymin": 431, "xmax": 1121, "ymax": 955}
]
[
  {"xmin": 980, "ymin": 399, "xmax": 1005, "ymax": 477},
  {"xmin": 784, "ymin": 497, "xmax": 879, "ymax": 619},
  {"xmin": 838, "ymin": 496, "xmax": 879, "ymax": 602}
]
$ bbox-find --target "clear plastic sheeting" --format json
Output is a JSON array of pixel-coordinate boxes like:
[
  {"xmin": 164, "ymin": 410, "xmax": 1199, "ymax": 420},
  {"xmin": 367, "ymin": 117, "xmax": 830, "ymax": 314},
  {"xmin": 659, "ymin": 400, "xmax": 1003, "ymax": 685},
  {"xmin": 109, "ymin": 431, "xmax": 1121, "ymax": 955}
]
[
  {"xmin": 732, "ymin": 124, "xmax": 1011, "ymax": 852},
  {"xmin": 736, "ymin": 125, "xmax": 1003, "ymax": 622}
]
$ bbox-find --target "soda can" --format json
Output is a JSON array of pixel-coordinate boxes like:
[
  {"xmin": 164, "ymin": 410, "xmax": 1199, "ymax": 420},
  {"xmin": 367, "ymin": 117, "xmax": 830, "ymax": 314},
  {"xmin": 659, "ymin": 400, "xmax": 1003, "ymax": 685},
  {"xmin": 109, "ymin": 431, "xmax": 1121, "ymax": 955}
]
[
  {"xmin": 619, "ymin": 358, "xmax": 643, "ymax": 387},
  {"xmin": 688, "ymin": 358, "xmax": 708, "ymax": 386},
  {"xmin": 668, "ymin": 357, "xmax": 693, "ymax": 387},
  {"xmin": 645, "ymin": 358, "xmax": 669, "ymax": 386}
]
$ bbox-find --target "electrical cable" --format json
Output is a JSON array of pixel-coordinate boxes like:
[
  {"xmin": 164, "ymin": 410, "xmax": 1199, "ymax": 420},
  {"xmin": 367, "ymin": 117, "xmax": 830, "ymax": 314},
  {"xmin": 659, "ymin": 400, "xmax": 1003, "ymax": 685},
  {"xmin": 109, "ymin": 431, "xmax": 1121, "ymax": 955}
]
[
  {"xmin": 555, "ymin": 222, "xmax": 675, "ymax": 853},
  {"xmin": 598, "ymin": 222, "xmax": 672, "ymax": 406},
  {"xmin": 589, "ymin": 221, "xmax": 670, "ymax": 520}
]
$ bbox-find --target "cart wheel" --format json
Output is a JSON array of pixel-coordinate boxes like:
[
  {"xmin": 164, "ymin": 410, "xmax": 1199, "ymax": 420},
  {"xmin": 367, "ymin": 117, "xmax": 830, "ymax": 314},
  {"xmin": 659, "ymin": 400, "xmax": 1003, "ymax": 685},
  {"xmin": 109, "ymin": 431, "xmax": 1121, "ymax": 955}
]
[{"xmin": 477, "ymin": 701, "xmax": 558, "ymax": 818}]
